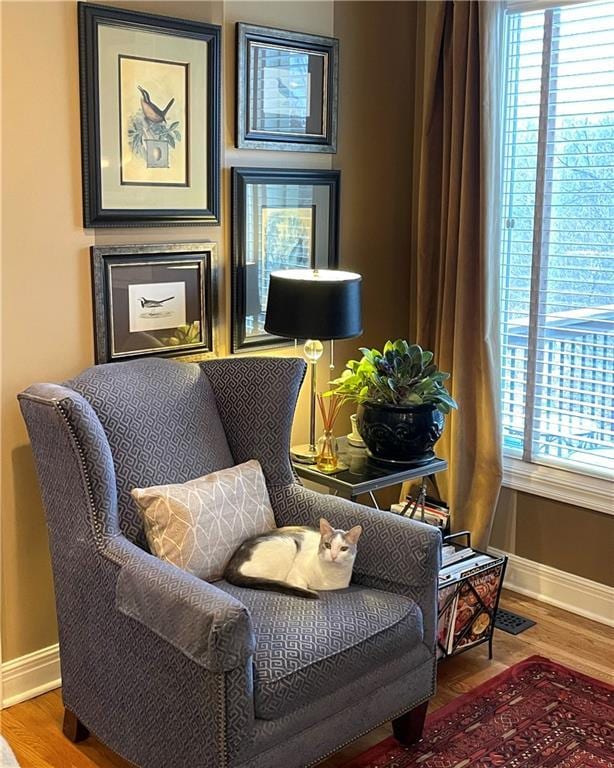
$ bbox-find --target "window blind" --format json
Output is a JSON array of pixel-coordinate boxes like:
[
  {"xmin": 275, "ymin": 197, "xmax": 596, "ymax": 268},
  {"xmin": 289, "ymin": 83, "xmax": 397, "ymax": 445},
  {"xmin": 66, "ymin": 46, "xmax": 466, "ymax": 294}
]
[{"xmin": 500, "ymin": 0, "xmax": 614, "ymax": 479}]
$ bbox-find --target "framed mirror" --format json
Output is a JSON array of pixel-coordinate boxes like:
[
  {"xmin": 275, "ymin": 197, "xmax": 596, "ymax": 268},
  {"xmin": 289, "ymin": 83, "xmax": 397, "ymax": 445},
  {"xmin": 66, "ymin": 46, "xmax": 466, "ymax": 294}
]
[
  {"xmin": 236, "ymin": 23, "xmax": 338, "ymax": 153},
  {"xmin": 231, "ymin": 167, "xmax": 340, "ymax": 352}
]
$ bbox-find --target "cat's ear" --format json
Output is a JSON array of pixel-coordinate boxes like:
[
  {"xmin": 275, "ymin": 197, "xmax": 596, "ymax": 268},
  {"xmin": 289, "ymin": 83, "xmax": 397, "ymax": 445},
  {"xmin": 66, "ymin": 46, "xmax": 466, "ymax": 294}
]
[
  {"xmin": 320, "ymin": 518, "xmax": 334, "ymax": 537},
  {"xmin": 345, "ymin": 525, "xmax": 363, "ymax": 545}
]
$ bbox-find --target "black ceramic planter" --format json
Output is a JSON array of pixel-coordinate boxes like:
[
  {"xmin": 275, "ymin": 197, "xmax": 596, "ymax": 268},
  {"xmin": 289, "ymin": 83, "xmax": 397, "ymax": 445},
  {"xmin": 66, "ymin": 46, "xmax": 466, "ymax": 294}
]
[{"xmin": 356, "ymin": 401, "xmax": 444, "ymax": 466}]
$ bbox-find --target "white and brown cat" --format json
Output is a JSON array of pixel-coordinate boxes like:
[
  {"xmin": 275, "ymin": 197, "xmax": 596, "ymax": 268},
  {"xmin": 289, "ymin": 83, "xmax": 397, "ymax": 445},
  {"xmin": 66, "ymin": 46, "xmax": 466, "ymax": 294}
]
[{"xmin": 224, "ymin": 518, "xmax": 362, "ymax": 599}]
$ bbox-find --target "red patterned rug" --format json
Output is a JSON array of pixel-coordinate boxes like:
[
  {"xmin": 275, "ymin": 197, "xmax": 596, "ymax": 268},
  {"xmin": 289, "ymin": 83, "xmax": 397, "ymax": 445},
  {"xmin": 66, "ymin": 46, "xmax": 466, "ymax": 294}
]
[{"xmin": 343, "ymin": 656, "xmax": 613, "ymax": 768}]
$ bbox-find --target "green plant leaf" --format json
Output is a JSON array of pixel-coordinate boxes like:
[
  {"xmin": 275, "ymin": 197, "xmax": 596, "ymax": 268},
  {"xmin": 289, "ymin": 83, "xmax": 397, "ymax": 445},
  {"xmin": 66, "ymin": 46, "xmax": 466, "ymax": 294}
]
[
  {"xmin": 393, "ymin": 339, "xmax": 406, "ymax": 354},
  {"xmin": 326, "ymin": 339, "xmax": 457, "ymax": 410}
]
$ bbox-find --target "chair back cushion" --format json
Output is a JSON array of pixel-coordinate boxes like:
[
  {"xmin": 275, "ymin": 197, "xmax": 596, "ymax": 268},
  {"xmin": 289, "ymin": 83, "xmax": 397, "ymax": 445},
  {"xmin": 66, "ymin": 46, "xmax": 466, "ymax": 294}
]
[
  {"xmin": 67, "ymin": 359, "xmax": 234, "ymax": 546},
  {"xmin": 132, "ymin": 459, "xmax": 276, "ymax": 580}
]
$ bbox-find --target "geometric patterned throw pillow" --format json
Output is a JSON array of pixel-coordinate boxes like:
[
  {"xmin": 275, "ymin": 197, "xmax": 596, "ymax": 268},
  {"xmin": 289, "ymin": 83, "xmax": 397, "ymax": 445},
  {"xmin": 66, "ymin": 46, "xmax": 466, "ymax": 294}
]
[{"xmin": 131, "ymin": 459, "xmax": 276, "ymax": 581}]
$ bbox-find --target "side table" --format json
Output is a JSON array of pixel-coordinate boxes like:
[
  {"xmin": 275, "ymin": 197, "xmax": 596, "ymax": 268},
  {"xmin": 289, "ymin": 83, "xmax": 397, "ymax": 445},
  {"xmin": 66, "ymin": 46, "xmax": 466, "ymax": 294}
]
[{"xmin": 292, "ymin": 436, "xmax": 448, "ymax": 509}]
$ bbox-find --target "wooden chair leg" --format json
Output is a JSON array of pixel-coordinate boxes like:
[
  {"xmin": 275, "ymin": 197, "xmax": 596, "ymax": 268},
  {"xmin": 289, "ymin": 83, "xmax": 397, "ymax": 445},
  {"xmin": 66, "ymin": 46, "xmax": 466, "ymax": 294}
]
[
  {"xmin": 62, "ymin": 707, "xmax": 89, "ymax": 743},
  {"xmin": 392, "ymin": 700, "xmax": 428, "ymax": 746}
]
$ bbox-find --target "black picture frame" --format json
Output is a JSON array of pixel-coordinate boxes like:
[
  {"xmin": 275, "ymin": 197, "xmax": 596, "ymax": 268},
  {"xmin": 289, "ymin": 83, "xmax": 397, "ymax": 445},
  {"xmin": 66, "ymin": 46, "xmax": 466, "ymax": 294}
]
[
  {"xmin": 78, "ymin": 3, "xmax": 221, "ymax": 227},
  {"xmin": 236, "ymin": 23, "xmax": 338, "ymax": 153},
  {"xmin": 231, "ymin": 167, "xmax": 340, "ymax": 353},
  {"xmin": 91, "ymin": 242, "xmax": 215, "ymax": 363}
]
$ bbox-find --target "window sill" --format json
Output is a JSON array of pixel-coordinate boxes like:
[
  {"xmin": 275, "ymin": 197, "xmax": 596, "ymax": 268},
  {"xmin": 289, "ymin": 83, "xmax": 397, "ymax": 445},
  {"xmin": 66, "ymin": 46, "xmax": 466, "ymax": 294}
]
[{"xmin": 502, "ymin": 457, "xmax": 613, "ymax": 516}]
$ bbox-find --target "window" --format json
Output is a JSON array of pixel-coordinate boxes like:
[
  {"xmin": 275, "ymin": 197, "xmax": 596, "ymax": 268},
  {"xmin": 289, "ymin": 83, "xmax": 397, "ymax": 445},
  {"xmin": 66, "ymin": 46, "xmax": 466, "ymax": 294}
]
[{"xmin": 500, "ymin": 0, "xmax": 614, "ymax": 504}]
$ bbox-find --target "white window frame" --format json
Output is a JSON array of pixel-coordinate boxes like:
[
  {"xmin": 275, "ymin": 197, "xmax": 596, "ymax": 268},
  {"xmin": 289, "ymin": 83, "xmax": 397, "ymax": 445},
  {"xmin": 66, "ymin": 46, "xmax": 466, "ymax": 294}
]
[
  {"xmin": 500, "ymin": 0, "xmax": 614, "ymax": 514},
  {"xmin": 503, "ymin": 458, "xmax": 613, "ymax": 513}
]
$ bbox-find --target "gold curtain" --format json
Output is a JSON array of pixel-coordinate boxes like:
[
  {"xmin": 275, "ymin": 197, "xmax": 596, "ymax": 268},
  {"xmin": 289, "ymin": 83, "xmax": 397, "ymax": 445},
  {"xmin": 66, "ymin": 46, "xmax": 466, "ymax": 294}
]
[{"xmin": 405, "ymin": 0, "xmax": 503, "ymax": 550}]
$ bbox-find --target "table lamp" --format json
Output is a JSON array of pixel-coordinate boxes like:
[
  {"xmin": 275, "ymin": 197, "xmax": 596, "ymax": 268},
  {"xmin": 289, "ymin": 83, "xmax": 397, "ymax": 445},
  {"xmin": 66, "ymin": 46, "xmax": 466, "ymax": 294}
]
[{"xmin": 265, "ymin": 268, "xmax": 363, "ymax": 463}]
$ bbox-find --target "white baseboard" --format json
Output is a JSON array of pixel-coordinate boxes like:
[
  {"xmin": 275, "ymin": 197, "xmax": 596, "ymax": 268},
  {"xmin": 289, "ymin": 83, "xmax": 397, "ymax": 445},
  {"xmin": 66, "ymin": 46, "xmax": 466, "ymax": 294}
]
[
  {"xmin": 1, "ymin": 644, "xmax": 61, "ymax": 709},
  {"xmin": 489, "ymin": 546, "xmax": 614, "ymax": 627}
]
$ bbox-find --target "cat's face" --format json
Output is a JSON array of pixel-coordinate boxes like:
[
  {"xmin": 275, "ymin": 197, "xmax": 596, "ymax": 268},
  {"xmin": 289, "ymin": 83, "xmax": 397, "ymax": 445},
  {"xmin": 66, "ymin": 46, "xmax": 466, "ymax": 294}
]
[{"xmin": 318, "ymin": 518, "xmax": 362, "ymax": 564}]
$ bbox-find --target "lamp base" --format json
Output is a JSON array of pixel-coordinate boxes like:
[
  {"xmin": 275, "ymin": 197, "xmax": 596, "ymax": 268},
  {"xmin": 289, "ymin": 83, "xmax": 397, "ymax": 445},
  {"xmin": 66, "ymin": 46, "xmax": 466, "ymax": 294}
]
[{"xmin": 291, "ymin": 444, "xmax": 318, "ymax": 464}]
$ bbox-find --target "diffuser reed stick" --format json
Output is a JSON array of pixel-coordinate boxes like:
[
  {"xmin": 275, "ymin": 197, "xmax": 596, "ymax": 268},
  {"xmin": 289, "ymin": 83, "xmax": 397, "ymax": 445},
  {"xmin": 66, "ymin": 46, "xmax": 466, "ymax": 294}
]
[{"xmin": 317, "ymin": 393, "xmax": 345, "ymax": 432}]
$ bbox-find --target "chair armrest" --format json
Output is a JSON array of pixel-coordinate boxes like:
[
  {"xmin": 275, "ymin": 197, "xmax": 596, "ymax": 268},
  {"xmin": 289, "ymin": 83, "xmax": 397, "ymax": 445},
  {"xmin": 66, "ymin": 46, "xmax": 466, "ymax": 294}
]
[
  {"xmin": 270, "ymin": 484, "xmax": 441, "ymax": 644},
  {"xmin": 108, "ymin": 537, "xmax": 254, "ymax": 672}
]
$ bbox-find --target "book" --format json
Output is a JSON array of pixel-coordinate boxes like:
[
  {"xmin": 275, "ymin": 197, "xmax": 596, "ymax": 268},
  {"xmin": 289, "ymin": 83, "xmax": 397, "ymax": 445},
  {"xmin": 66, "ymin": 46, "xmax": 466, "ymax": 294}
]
[
  {"xmin": 439, "ymin": 554, "xmax": 494, "ymax": 583},
  {"xmin": 422, "ymin": 511, "xmax": 449, "ymax": 528},
  {"xmin": 424, "ymin": 496, "xmax": 449, "ymax": 513},
  {"xmin": 441, "ymin": 546, "xmax": 474, "ymax": 567},
  {"xmin": 390, "ymin": 502, "xmax": 450, "ymax": 528},
  {"xmin": 437, "ymin": 584, "xmax": 457, "ymax": 658},
  {"xmin": 456, "ymin": 556, "xmax": 499, "ymax": 580},
  {"xmin": 446, "ymin": 564, "xmax": 504, "ymax": 654}
]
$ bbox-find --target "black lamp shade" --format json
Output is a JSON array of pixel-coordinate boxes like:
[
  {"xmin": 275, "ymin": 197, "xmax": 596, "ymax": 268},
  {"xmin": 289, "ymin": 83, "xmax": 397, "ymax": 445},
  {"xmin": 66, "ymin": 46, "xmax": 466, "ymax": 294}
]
[{"xmin": 265, "ymin": 269, "xmax": 362, "ymax": 341}]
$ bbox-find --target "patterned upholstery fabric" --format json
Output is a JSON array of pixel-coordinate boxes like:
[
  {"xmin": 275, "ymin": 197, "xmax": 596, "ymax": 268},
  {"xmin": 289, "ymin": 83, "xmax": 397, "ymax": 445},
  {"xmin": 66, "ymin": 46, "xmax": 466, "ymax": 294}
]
[
  {"xmin": 244, "ymin": 657, "xmax": 436, "ymax": 768},
  {"xmin": 202, "ymin": 357, "xmax": 305, "ymax": 488},
  {"xmin": 217, "ymin": 582, "xmax": 424, "ymax": 720},
  {"xmin": 270, "ymin": 483, "xmax": 442, "ymax": 648},
  {"xmin": 248, "ymin": 646, "xmax": 433, "ymax": 757},
  {"xmin": 132, "ymin": 460, "xmax": 276, "ymax": 581},
  {"xmin": 19, "ymin": 384, "xmax": 121, "ymax": 543},
  {"xmin": 18, "ymin": 357, "xmax": 438, "ymax": 768},
  {"xmin": 67, "ymin": 359, "xmax": 235, "ymax": 547},
  {"xmin": 113, "ymin": 537, "xmax": 255, "ymax": 672},
  {"xmin": 18, "ymin": 394, "xmax": 233, "ymax": 768}
]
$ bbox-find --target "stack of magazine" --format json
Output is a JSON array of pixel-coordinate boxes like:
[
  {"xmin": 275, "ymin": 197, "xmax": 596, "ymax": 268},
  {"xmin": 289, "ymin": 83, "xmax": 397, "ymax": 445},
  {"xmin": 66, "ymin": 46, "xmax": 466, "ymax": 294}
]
[
  {"xmin": 390, "ymin": 497, "xmax": 450, "ymax": 529},
  {"xmin": 437, "ymin": 547, "xmax": 505, "ymax": 657},
  {"xmin": 439, "ymin": 546, "xmax": 495, "ymax": 582}
]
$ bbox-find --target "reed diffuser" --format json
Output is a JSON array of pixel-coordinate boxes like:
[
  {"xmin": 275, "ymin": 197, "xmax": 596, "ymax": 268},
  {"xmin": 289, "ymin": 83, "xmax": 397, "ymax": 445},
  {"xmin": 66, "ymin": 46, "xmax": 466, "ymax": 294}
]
[{"xmin": 316, "ymin": 393, "xmax": 345, "ymax": 473}]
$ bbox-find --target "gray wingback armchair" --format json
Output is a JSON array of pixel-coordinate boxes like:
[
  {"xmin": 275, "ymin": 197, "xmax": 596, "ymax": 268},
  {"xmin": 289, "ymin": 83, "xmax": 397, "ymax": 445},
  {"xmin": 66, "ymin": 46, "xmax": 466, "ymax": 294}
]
[{"xmin": 19, "ymin": 357, "xmax": 440, "ymax": 768}]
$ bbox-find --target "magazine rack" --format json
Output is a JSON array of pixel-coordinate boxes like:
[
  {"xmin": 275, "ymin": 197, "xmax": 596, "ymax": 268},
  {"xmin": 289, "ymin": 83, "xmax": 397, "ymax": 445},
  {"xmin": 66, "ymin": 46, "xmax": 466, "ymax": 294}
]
[{"xmin": 437, "ymin": 531, "xmax": 507, "ymax": 660}]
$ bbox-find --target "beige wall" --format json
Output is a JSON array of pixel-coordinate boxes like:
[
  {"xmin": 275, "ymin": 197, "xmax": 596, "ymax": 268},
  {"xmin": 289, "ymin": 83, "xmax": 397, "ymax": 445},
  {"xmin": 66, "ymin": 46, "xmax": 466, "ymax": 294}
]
[
  {"xmin": 2, "ymin": 0, "xmax": 94, "ymax": 662},
  {"xmin": 331, "ymin": 1, "xmax": 415, "ymax": 511},
  {"xmin": 333, "ymin": 1, "xmax": 415, "ymax": 359},
  {"xmin": 490, "ymin": 490, "xmax": 614, "ymax": 587},
  {"xmin": 1, "ymin": 1, "xmax": 415, "ymax": 662}
]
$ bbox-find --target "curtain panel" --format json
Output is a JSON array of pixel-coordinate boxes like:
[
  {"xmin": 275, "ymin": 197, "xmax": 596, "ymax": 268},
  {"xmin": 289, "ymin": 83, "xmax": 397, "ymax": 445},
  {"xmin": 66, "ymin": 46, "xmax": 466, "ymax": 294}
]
[{"xmin": 408, "ymin": 0, "xmax": 504, "ymax": 550}]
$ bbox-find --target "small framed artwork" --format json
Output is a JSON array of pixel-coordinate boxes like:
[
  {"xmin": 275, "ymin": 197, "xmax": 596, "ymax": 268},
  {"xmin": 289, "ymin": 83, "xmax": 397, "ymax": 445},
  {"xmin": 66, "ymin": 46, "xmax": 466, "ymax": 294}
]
[
  {"xmin": 236, "ymin": 23, "xmax": 338, "ymax": 153},
  {"xmin": 231, "ymin": 167, "xmax": 340, "ymax": 352},
  {"xmin": 78, "ymin": 3, "xmax": 221, "ymax": 227},
  {"xmin": 91, "ymin": 243, "xmax": 215, "ymax": 363}
]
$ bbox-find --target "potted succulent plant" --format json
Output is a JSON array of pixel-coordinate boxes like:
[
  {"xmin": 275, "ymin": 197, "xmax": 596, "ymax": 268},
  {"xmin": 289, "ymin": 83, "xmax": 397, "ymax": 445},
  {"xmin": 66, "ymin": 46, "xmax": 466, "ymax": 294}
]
[{"xmin": 326, "ymin": 339, "xmax": 458, "ymax": 465}]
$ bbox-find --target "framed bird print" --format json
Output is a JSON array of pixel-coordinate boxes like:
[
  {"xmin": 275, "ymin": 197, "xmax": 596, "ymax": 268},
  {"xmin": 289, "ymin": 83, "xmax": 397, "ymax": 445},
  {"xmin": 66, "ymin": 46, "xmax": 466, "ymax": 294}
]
[
  {"xmin": 91, "ymin": 243, "xmax": 215, "ymax": 363},
  {"xmin": 78, "ymin": 3, "xmax": 221, "ymax": 227},
  {"xmin": 231, "ymin": 167, "xmax": 340, "ymax": 353},
  {"xmin": 236, "ymin": 23, "xmax": 339, "ymax": 153}
]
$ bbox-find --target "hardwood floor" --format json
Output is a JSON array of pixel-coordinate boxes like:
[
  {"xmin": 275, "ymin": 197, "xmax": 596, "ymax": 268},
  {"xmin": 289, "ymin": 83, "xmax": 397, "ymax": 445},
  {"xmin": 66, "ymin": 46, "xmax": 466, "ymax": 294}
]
[{"xmin": 2, "ymin": 592, "xmax": 612, "ymax": 768}]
